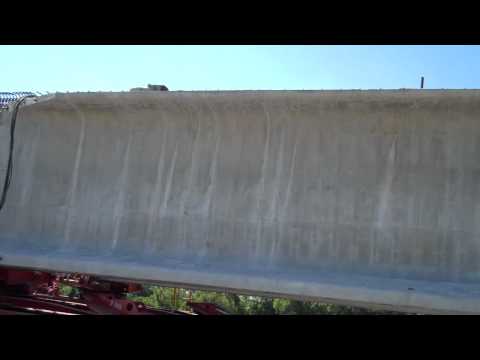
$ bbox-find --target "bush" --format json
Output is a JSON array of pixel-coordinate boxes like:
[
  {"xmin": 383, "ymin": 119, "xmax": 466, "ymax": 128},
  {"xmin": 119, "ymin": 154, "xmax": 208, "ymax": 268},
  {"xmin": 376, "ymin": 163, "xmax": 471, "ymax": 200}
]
[{"xmin": 127, "ymin": 286, "xmax": 400, "ymax": 315}]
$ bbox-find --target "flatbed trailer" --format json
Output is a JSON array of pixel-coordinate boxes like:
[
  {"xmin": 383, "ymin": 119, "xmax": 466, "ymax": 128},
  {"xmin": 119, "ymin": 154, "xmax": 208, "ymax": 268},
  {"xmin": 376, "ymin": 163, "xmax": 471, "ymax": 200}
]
[{"xmin": 0, "ymin": 265, "xmax": 228, "ymax": 315}]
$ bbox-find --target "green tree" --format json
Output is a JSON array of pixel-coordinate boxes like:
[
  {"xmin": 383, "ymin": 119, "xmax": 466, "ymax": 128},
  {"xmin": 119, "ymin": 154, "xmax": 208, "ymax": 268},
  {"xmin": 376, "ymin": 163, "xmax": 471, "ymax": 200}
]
[{"xmin": 125, "ymin": 285, "xmax": 399, "ymax": 315}]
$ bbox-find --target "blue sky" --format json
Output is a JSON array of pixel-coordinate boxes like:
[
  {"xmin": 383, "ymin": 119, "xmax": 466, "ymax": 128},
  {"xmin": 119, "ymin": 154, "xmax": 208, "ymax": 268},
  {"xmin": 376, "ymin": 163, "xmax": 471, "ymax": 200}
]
[{"xmin": 1, "ymin": 45, "xmax": 480, "ymax": 92}]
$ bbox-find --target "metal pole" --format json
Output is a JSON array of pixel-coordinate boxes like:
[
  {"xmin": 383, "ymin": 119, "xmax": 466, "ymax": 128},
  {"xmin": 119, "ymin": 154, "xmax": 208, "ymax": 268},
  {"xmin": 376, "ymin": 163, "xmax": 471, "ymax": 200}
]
[
  {"xmin": 421, "ymin": 76, "xmax": 424, "ymax": 89},
  {"xmin": 172, "ymin": 288, "xmax": 178, "ymax": 308}
]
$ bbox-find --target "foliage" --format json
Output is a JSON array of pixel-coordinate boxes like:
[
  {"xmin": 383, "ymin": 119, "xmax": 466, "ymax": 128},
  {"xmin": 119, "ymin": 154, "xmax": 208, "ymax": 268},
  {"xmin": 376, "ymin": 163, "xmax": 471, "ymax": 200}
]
[
  {"xmin": 59, "ymin": 284, "xmax": 80, "ymax": 297},
  {"xmin": 126, "ymin": 285, "xmax": 399, "ymax": 315},
  {"xmin": 58, "ymin": 283, "xmax": 402, "ymax": 314}
]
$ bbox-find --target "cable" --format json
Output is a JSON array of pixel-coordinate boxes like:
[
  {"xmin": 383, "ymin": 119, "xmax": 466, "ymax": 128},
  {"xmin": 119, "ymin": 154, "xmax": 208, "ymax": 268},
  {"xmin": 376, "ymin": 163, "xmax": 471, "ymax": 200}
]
[{"xmin": 0, "ymin": 95, "xmax": 37, "ymax": 213}]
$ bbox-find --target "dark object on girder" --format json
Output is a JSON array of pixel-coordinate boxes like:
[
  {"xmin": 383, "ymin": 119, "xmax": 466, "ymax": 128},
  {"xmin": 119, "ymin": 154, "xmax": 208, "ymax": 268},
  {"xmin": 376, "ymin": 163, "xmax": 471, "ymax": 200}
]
[
  {"xmin": 130, "ymin": 84, "xmax": 169, "ymax": 91},
  {"xmin": 148, "ymin": 84, "xmax": 168, "ymax": 91}
]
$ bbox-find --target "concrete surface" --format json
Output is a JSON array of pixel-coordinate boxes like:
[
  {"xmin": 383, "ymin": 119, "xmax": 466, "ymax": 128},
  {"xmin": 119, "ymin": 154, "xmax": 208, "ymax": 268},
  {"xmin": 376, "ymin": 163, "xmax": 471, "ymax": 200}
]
[{"xmin": 1, "ymin": 90, "xmax": 480, "ymax": 313}]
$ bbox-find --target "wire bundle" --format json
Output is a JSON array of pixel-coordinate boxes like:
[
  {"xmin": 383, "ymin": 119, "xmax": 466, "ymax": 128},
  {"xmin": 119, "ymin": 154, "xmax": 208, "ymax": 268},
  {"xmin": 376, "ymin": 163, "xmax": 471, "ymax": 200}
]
[{"xmin": 0, "ymin": 95, "xmax": 37, "ymax": 212}]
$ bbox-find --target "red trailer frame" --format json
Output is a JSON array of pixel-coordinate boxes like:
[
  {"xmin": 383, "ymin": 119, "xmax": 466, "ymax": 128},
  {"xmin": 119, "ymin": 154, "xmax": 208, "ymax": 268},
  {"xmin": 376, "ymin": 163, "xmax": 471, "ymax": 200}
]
[{"xmin": 0, "ymin": 266, "xmax": 228, "ymax": 315}]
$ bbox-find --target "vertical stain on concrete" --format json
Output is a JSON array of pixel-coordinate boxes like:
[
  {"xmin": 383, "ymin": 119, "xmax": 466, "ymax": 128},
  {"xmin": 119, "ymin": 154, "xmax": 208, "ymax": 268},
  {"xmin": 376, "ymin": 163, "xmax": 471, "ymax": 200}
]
[
  {"xmin": 19, "ymin": 120, "xmax": 40, "ymax": 206},
  {"xmin": 282, "ymin": 129, "xmax": 299, "ymax": 219},
  {"xmin": 205, "ymin": 127, "xmax": 220, "ymax": 217},
  {"xmin": 204, "ymin": 102, "xmax": 221, "ymax": 218},
  {"xmin": 377, "ymin": 136, "xmax": 397, "ymax": 228},
  {"xmin": 111, "ymin": 130, "xmax": 132, "ymax": 251},
  {"xmin": 199, "ymin": 102, "xmax": 221, "ymax": 260},
  {"xmin": 253, "ymin": 104, "xmax": 272, "ymax": 259},
  {"xmin": 181, "ymin": 115, "xmax": 201, "ymax": 215},
  {"xmin": 257, "ymin": 104, "xmax": 271, "ymax": 217},
  {"xmin": 145, "ymin": 122, "xmax": 168, "ymax": 255},
  {"xmin": 161, "ymin": 142, "xmax": 178, "ymax": 214},
  {"xmin": 181, "ymin": 114, "xmax": 201, "ymax": 253},
  {"xmin": 269, "ymin": 124, "xmax": 286, "ymax": 221},
  {"xmin": 63, "ymin": 101, "xmax": 86, "ymax": 249},
  {"xmin": 267, "ymin": 119, "xmax": 288, "ymax": 267}
]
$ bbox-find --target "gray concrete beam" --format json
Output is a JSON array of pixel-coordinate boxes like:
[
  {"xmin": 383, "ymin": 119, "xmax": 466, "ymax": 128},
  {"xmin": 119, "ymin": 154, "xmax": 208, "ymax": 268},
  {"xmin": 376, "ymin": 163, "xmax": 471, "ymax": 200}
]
[{"xmin": 1, "ymin": 90, "xmax": 480, "ymax": 313}]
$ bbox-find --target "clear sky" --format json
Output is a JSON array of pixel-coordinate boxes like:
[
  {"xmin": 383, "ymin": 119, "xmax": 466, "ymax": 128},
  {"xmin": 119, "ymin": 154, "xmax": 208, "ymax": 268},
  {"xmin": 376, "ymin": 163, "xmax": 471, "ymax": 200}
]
[{"xmin": 1, "ymin": 45, "xmax": 480, "ymax": 92}]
